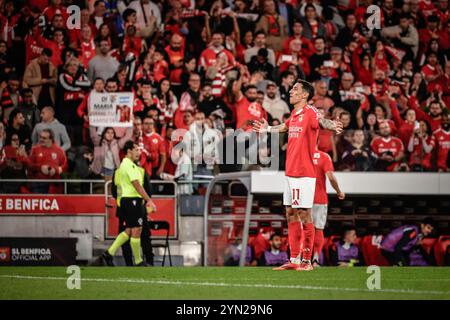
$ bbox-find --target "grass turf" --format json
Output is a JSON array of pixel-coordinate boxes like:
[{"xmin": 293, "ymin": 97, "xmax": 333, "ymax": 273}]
[{"xmin": 0, "ymin": 266, "xmax": 449, "ymax": 300}]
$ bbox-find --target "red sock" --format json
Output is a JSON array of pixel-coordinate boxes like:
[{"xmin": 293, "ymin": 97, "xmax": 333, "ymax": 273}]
[
  {"xmin": 313, "ymin": 229, "xmax": 324, "ymax": 260},
  {"xmin": 288, "ymin": 221, "xmax": 302, "ymax": 260},
  {"xmin": 302, "ymin": 223, "xmax": 315, "ymax": 261}
]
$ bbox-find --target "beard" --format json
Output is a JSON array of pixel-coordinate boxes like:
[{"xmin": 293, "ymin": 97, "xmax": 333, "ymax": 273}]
[
  {"xmin": 375, "ymin": 78, "xmax": 385, "ymax": 85},
  {"xmin": 247, "ymin": 96, "xmax": 257, "ymax": 102}
]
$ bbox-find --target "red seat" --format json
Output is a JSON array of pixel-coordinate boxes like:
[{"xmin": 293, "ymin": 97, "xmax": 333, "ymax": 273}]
[
  {"xmin": 434, "ymin": 235, "xmax": 450, "ymax": 266},
  {"xmin": 323, "ymin": 235, "xmax": 340, "ymax": 265},
  {"xmin": 421, "ymin": 238, "xmax": 437, "ymax": 256},
  {"xmin": 360, "ymin": 235, "xmax": 389, "ymax": 266}
]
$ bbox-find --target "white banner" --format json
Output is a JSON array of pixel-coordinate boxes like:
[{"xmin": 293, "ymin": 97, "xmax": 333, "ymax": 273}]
[{"xmin": 88, "ymin": 92, "xmax": 134, "ymax": 127}]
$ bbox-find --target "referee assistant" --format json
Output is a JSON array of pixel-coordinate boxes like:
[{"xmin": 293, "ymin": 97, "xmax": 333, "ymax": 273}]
[{"xmin": 102, "ymin": 141, "xmax": 156, "ymax": 267}]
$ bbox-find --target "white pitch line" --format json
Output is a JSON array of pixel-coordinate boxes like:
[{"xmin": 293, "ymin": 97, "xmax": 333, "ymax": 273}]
[{"xmin": 1, "ymin": 274, "xmax": 449, "ymax": 296}]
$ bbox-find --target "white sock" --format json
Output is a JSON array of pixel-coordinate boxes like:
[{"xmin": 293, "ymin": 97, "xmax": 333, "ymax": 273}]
[{"xmin": 290, "ymin": 257, "xmax": 301, "ymax": 265}]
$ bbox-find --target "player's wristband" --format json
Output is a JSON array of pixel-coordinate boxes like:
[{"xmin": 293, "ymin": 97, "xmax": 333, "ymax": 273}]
[{"xmin": 267, "ymin": 125, "xmax": 272, "ymax": 133}]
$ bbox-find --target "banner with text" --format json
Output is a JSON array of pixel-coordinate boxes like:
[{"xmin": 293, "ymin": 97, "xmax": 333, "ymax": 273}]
[
  {"xmin": 0, "ymin": 195, "xmax": 105, "ymax": 215},
  {"xmin": 89, "ymin": 92, "xmax": 134, "ymax": 127}
]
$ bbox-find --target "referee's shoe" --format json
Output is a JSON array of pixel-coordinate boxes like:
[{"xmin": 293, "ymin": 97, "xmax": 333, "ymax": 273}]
[{"xmin": 102, "ymin": 251, "xmax": 115, "ymax": 266}]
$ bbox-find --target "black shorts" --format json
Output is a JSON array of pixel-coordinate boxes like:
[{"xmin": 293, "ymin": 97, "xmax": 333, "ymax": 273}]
[{"xmin": 120, "ymin": 197, "xmax": 145, "ymax": 228}]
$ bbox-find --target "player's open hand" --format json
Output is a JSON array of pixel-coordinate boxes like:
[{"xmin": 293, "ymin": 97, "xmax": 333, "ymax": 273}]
[{"xmin": 252, "ymin": 118, "xmax": 268, "ymax": 133}]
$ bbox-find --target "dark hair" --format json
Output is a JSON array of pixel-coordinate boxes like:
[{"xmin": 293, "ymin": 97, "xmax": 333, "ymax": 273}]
[
  {"xmin": 422, "ymin": 217, "xmax": 435, "ymax": 228},
  {"xmin": 123, "ymin": 140, "xmax": 136, "ymax": 154},
  {"xmin": 257, "ymin": 48, "xmax": 268, "ymax": 58},
  {"xmin": 41, "ymin": 128, "xmax": 55, "ymax": 142},
  {"xmin": 297, "ymin": 79, "xmax": 315, "ymax": 101},
  {"xmin": 314, "ymin": 36, "xmax": 326, "ymax": 43},
  {"xmin": 123, "ymin": 8, "xmax": 136, "ymax": 21},
  {"xmin": 341, "ymin": 225, "xmax": 356, "ymax": 237},
  {"xmin": 4, "ymin": 132, "xmax": 19, "ymax": 146},
  {"xmin": 100, "ymin": 127, "xmax": 117, "ymax": 146},
  {"xmin": 94, "ymin": 0, "xmax": 105, "ymax": 7},
  {"xmin": 8, "ymin": 109, "xmax": 22, "ymax": 126},
  {"xmin": 399, "ymin": 12, "xmax": 411, "ymax": 20},
  {"xmin": 270, "ymin": 233, "xmax": 281, "ymax": 241},
  {"xmin": 21, "ymin": 88, "xmax": 33, "ymax": 96},
  {"xmin": 42, "ymin": 48, "xmax": 53, "ymax": 57},
  {"xmin": 304, "ymin": 3, "xmax": 316, "ymax": 12},
  {"xmin": 244, "ymin": 84, "xmax": 258, "ymax": 92},
  {"xmin": 94, "ymin": 77, "xmax": 105, "ymax": 83},
  {"xmin": 281, "ymin": 70, "xmax": 295, "ymax": 80},
  {"xmin": 254, "ymin": 30, "xmax": 266, "ymax": 37},
  {"xmin": 106, "ymin": 77, "xmax": 118, "ymax": 85}
]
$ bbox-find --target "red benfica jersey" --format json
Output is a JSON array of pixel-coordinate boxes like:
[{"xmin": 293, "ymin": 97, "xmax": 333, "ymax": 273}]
[
  {"xmin": 313, "ymin": 150, "xmax": 334, "ymax": 205},
  {"xmin": 285, "ymin": 105, "xmax": 320, "ymax": 178},
  {"xmin": 164, "ymin": 45, "xmax": 185, "ymax": 84},
  {"xmin": 199, "ymin": 47, "xmax": 235, "ymax": 70},
  {"xmin": 42, "ymin": 5, "xmax": 69, "ymax": 24},
  {"xmin": 27, "ymin": 144, "xmax": 67, "ymax": 179},
  {"xmin": 408, "ymin": 136, "xmax": 435, "ymax": 169},
  {"xmin": 318, "ymin": 128, "xmax": 333, "ymax": 153},
  {"xmin": 142, "ymin": 132, "xmax": 166, "ymax": 169},
  {"xmin": 370, "ymin": 136, "xmax": 404, "ymax": 171},
  {"xmin": 433, "ymin": 128, "xmax": 450, "ymax": 170},
  {"xmin": 235, "ymin": 96, "xmax": 267, "ymax": 131},
  {"xmin": 25, "ymin": 34, "xmax": 44, "ymax": 65},
  {"xmin": 79, "ymin": 40, "xmax": 96, "ymax": 69}
]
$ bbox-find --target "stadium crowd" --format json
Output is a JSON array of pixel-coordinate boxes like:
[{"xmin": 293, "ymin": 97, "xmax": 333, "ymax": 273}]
[{"xmin": 0, "ymin": 0, "xmax": 450, "ymax": 194}]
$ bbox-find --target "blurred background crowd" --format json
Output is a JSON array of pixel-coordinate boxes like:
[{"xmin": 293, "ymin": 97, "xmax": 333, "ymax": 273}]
[{"xmin": 0, "ymin": 0, "xmax": 449, "ymax": 194}]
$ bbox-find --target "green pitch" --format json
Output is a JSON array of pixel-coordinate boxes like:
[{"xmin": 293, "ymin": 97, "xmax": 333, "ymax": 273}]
[{"xmin": 0, "ymin": 267, "xmax": 449, "ymax": 300}]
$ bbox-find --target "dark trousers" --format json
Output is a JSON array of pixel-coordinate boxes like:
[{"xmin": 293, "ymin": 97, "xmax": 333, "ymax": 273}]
[
  {"xmin": 117, "ymin": 207, "xmax": 154, "ymax": 266},
  {"xmin": 381, "ymin": 249, "xmax": 408, "ymax": 266}
]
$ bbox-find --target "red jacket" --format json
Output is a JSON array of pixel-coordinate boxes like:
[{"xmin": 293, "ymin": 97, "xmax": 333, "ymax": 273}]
[{"xmin": 27, "ymin": 144, "xmax": 67, "ymax": 180}]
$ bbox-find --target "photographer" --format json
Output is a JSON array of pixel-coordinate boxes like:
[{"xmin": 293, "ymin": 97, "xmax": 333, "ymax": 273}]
[{"xmin": 407, "ymin": 120, "xmax": 434, "ymax": 171}]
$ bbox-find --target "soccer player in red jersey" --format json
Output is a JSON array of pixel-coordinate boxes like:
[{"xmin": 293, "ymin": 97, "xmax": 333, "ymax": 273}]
[
  {"xmin": 253, "ymin": 80, "xmax": 343, "ymax": 271},
  {"xmin": 311, "ymin": 150, "xmax": 345, "ymax": 266}
]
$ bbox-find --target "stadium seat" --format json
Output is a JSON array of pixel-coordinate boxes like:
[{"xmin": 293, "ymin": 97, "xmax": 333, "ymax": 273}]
[
  {"xmin": 360, "ymin": 235, "xmax": 389, "ymax": 266},
  {"xmin": 421, "ymin": 238, "xmax": 437, "ymax": 256},
  {"xmin": 149, "ymin": 221, "xmax": 172, "ymax": 266},
  {"xmin": 434, "ymin": 235, "xmax": 450, "ymax": 266}
]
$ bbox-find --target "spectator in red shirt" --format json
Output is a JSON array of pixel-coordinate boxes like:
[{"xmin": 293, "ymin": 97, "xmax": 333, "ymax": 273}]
[
  {"xmin": 199, "ymin": 31, "xmax": 235, "ymax": 72},
  {"xmin": 409, "ymin": 97, "xmax": 445, "ymax": 132},
  {"xmin": 231, "ymin": 77, "xmax": 268, "ymax": 131},
  {"xmin": 42, "ymin": 0, "xmax": 68, "ymax": 25},
  {"xmin": 1, "ymin": 73, "xmax": 21, "ymax": 124},
  {"xmin": 27, "ymin": 128, "xmax": 67, "ymax": 194},
  {"xmin": 432, "ymin": 60, "xmax": 450, "ymax": 108},
  {"xmin": 371, "ymin": 121, "xmax": 405, "ymax": 171},
  {"xmin": 0, "ymin": 133, "xmax": 28, "ymax": 193},
  {"xmin": 141, "ymin": 116, "xmax": 167, "ymax": 178},
  {"xmin": 407, "ymin": 120, "xmax": 435, "ymax": 171},
  {"xmin": 433, "ymin": 112, "xmax": 450, "ymax": 171},
  {"xmin": 389, "ymin": 101, "xmax": 417, "ymax": 147}
]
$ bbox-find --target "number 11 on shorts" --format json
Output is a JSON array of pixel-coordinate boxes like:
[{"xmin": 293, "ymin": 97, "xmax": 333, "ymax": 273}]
[{"xmin": 292, "ymin": 188, "xmax": 300, "ymax": 201}]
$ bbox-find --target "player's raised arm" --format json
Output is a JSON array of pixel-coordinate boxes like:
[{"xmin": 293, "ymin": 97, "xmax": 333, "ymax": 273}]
[
  {"xmin": 252, "ymin": 118, "xmax": 288, "ymax": 133},
  {"xmin": 319, "ymin": 116, "xmax": 344, "ymax": 135}
]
